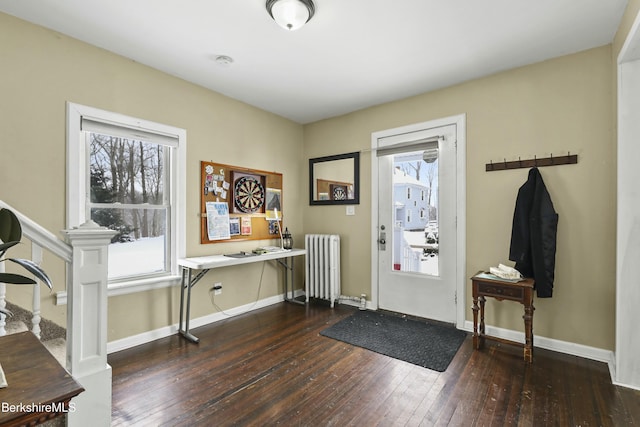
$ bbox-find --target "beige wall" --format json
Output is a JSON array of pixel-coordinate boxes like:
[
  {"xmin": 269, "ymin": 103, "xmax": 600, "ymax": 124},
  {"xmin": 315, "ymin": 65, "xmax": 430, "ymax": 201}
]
[
  {"xmin": 303, "ymin": 46, "xmax": 615, "ymax": 350},
  {"xmin": 0, "ymin": 13, "xmax": 304, "ymax": 341}
]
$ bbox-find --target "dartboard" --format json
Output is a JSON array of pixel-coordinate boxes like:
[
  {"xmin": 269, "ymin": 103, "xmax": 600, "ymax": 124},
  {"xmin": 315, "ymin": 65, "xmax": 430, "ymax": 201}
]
[
  {"xmin": 234, "ymin": 176, "xmax": 265, "ymax": 213},
  {"xmin": 332, "ymin": 185, "xmax": 347, "ymax": 201}
]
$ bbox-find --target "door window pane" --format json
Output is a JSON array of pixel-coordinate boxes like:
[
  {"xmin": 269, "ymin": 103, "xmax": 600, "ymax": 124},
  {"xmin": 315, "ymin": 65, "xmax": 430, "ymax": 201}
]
[{"xmin": 392, "ymin": 149, "xmax": 439, "ymax": 276}]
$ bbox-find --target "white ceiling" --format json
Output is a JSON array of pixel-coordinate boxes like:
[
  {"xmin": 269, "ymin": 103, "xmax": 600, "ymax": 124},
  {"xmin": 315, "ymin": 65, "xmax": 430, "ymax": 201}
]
[{"xmin": 0, "ymin": 0, "xmax": 629, "ymax": 124}]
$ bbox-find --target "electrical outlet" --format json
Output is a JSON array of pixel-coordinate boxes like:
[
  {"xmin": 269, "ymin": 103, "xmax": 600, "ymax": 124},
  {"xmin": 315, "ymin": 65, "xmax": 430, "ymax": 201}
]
[{"xmin": 213, "ymin": 282, "xmax": 222, "ymax": 295}]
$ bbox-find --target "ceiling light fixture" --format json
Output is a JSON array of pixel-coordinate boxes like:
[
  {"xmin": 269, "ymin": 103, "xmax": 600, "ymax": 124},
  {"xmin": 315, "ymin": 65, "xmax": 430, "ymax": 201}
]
[{"xmin": 266, "ymin": 0, "xmax": 315, "ymax": 31}]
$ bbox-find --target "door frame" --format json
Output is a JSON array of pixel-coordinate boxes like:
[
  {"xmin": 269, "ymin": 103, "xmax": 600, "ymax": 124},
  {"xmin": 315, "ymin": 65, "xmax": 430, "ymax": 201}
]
[
  {"xmin": 615, "ymin": 9, "xmax": 640, "ymax": 390},
  {"xmin": 370, "ymin": 114, "xmax": 466, "ymax": 328}
]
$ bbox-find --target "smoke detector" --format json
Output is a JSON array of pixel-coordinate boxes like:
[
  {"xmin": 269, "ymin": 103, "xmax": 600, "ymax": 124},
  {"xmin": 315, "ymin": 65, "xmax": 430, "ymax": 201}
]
[{"xmin": 214, "ymin": 55, "xmax": 234, "ymax": 67}]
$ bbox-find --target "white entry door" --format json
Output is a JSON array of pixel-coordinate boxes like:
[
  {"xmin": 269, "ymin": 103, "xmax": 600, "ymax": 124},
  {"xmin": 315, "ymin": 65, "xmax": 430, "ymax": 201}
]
[{"xmin": 374, "ymin": 122, "xmax": 458, "ymax": 323}]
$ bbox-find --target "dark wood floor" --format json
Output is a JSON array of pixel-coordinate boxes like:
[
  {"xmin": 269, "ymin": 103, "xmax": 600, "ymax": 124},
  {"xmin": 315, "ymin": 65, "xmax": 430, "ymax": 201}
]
[{"xmin": 109, "ymin": 302, "xmax": 640, "ymax": 426}]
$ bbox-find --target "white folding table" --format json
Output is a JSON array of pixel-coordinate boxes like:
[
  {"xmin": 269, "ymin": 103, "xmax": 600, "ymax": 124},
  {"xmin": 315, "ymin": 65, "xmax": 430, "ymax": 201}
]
[{"xmin": 177, "ymin": 248, "xmax": 306, "ymax": 343}]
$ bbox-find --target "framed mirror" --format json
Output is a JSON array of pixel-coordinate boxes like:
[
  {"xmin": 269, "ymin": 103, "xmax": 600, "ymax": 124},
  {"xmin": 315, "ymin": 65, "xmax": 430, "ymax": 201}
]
[{"xmin": 309, "ymin": 152, "xmax": 360, "ymax": 205}]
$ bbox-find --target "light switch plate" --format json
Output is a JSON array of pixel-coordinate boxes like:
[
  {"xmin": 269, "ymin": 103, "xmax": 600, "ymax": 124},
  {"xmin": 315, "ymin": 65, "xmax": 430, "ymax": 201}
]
[{"xmin": 346, "ymin": 206, "xmax": 355, "ymax": 216}]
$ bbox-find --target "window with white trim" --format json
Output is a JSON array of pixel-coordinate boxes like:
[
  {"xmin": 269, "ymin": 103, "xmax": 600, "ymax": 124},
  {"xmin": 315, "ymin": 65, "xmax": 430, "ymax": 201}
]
[{"xmin": 67, "ymin": 103, "xmax": 186, "ymax": 290}]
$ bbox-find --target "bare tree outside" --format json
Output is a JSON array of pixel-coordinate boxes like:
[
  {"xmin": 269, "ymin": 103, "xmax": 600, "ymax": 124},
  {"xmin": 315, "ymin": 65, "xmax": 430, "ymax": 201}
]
[
  {"xmin": 89, "ymin": 133, "xmax": 166, "ymax": 240},
  {"xmin": 424, "ymin": 162, "xmax": 437, "ymax": 220}
]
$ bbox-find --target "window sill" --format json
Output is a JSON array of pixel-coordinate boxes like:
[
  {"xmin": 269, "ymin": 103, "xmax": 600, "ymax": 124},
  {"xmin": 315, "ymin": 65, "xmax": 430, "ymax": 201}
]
[{"xmin": 55, "ymin": 274, "xmax": 182, "ymax": 305}]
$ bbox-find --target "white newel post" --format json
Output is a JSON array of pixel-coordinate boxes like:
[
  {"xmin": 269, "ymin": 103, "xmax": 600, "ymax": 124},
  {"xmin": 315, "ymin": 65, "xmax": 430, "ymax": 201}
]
[{"xmin": 62, "ymin": 221, "xmax": 116, "ymax": 427}]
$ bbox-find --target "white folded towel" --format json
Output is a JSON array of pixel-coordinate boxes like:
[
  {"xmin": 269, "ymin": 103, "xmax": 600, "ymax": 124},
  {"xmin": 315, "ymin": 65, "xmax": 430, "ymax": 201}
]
[{"xmin": 489, "ymin": 264, "xmax": 523, "ymax": 280}]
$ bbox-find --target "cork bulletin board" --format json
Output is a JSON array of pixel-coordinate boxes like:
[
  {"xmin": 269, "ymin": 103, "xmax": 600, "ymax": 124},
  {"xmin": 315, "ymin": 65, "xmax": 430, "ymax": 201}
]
[{"xmin": 200, "ymin": 161, "xmax": 283, "ymax": 244}]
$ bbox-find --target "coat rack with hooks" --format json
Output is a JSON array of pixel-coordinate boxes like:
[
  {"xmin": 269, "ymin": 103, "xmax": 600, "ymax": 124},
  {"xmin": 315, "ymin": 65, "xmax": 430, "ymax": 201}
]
[{"xmin": 485, "ymin": 153, "xmax": 578, "ymax": 172}]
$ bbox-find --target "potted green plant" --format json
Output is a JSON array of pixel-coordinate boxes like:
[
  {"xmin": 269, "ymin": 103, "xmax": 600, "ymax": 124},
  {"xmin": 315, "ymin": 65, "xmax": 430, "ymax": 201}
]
[
  {"xmin": 0, "ymin": 207, "xmax": 53, "ymax": 387},
  {"xmin": 0, "ymin": 207, "xmax": 53, "ymax": 305}
]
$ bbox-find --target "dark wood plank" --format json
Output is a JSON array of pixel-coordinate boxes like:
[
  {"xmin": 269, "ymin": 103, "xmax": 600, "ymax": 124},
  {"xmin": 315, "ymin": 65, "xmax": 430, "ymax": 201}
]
[
  {"xmin": 0, "ymin": 331, "xmax": 84, "ymax": 426},
  {"xmin": 108, "ymin": 302, "xmax": 640, "ymax": 426}
]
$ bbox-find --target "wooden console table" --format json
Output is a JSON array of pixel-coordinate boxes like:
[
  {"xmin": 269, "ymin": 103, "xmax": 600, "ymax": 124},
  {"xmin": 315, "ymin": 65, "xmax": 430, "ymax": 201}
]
[
  {"xmin": 0, "ymin": 331, "xmax": 84, "ymax": 426},
  {"xmin": 471, "ymin": 272, "xmax": 535, "ymax": 363}
]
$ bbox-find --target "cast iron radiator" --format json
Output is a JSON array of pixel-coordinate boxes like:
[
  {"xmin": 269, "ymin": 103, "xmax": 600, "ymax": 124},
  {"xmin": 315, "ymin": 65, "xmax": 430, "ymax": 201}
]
[{"xmin": 305, "ymin": 234, "xmax": 341, "ymax": 307}]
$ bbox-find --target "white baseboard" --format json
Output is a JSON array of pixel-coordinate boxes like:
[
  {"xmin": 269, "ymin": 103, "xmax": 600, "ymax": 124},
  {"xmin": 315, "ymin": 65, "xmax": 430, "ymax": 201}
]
[
  {"xmin": 609, "ymin": 357, "xmax": 640, "ymax": 391},
  {"xmin": 462, "ymin": 320, "xmax": 615, "ymax": 370},
  {"xmin": 107, "ymin": 290, "xmax": 304, "ymax": 354},
  {"xmin": 612, "ymin": 377, "xmax": 640, "ymax": 391}
]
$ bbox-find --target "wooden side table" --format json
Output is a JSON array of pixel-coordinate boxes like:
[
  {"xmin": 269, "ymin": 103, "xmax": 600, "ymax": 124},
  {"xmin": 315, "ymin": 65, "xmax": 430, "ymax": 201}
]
[
  {"xmin": 471, "ymin": 271, "xmax": 535, "ymax": 362},
  {"xmin": 0, "ymin": 331, "xmax": 84, "ymax": 426}
]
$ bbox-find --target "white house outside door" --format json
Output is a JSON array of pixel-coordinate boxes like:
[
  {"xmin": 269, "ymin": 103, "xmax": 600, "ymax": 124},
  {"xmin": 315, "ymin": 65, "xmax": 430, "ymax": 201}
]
[{"xmin": 371, "ymin": 116, "xmax": 466, "ymax": 326}]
